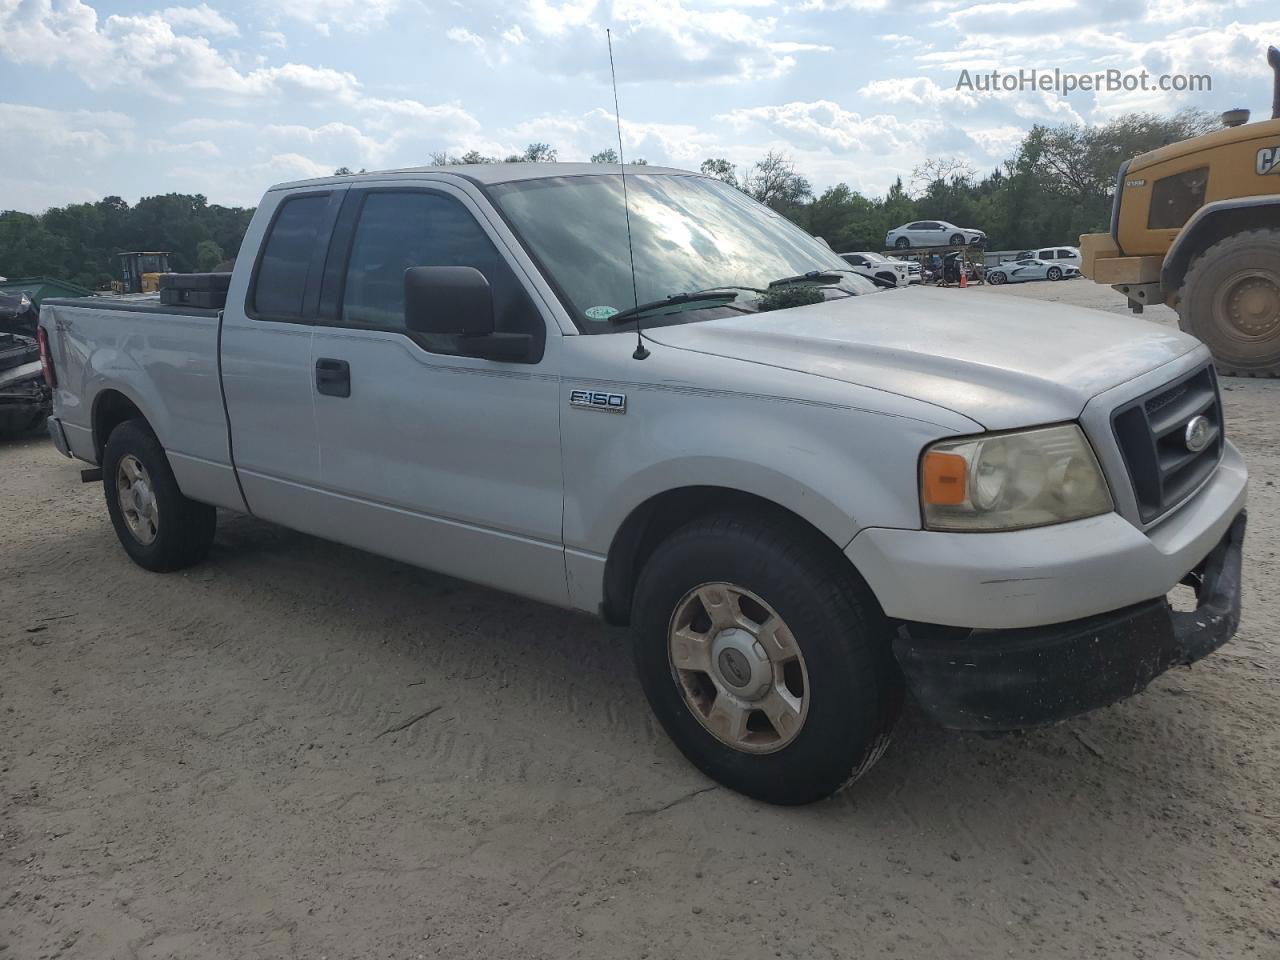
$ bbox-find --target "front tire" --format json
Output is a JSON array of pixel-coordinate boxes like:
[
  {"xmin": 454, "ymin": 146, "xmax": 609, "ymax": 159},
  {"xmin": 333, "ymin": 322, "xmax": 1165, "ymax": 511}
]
[
  {"xmin": 894, "ymin": 237, "xmax": 910, "ymax": 249},
  {"xmin": 949, "ymin": 234, "xmax": 965, "ymax": 245},
  {"xmin": 631, "ymin": 513, "xmax": 902, "ymax": 805},
  {"xmin": 988, "ymin": 271, "xmax": 1006, "ymax": 285},
  {"xmin": 1177, "ymin": 229, "xmax": 1280, "ymax": 377},
  {"xmin": 1047, "ymin": 266, "xmax": 1062, "ymax": 281},
  {"xmin": 103, "ymin": 419, "xmax": 216, "ymax": 571}
]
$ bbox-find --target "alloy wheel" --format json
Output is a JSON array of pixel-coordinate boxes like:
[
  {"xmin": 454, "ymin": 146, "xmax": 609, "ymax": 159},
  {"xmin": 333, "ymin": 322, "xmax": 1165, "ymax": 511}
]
[{"xmin": 667, "ymin": 582, "xmax": 810, "ymax": 754}]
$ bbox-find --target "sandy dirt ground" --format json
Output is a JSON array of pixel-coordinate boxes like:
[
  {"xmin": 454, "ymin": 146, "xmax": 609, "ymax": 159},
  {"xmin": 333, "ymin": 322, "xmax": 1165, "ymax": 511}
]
[{"xmin": 2, "ymin": 279, "xmax": 1278, "ymax": 960}]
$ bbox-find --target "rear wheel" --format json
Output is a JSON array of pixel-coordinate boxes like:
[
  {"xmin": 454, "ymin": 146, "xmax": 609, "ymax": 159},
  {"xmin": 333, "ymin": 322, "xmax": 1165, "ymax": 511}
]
[
  {"xmin": 631, "ymin": 513, "xmax": 902, "ymax": 805},
  {"xmin": 1177, "ymin": 229, "xmax": 1280, "ymax": 377},
  {"xmin": 103, "ymin": 419, "xmax": 216, "ymax": 571}
]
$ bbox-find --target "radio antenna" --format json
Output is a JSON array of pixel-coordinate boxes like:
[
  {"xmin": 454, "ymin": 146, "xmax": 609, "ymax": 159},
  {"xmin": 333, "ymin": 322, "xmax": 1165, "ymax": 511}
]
[{"xmin": 607, "ymin": 28, "xmax": 649, "ymax": 360}]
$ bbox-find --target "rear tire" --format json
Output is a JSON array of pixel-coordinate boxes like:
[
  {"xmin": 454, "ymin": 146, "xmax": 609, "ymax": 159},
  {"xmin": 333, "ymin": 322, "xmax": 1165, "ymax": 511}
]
[
  {"xmin": 1177, "ymin": 229, "xmax": 1280, "ymax": 377},
  {"xmin": 631, "ymin": 513, "xmax": 903, "ymax": 805},
  {"xmin": 103, "ymin": 419, "xmax": 216, "ymax": 571}
]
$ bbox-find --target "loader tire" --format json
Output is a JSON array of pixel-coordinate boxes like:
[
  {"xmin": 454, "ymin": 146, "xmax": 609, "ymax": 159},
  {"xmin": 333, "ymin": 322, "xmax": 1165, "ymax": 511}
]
[{"xmin": 1177, "ymin": 229, "xmax": 1280, "ymax": 377}]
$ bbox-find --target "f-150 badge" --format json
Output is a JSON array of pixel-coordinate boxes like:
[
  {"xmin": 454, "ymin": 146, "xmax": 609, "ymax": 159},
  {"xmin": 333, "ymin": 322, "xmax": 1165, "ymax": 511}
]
[
  {"xmin": 570, "ymin": 389, "xmax": 626, "ymax": 413},
  {"xmin": 1259, "ymin": 146, "xmax": 1280, "ymax": 175}
]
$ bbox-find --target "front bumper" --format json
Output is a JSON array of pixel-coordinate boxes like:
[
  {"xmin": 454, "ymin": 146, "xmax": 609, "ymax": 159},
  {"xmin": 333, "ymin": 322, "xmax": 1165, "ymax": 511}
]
[
  {"xmin": 894, "ymin": 511, "xmax": 1245, "ymax": 731},
  {"xmin": 847, "ymin": 441, "xmax": 1248, "ymax": 630}
]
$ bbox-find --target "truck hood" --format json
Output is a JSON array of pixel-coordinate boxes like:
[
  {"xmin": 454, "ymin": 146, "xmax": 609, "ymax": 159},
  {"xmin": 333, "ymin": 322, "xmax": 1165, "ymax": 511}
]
[{"xmin": 642, "ymin": 286, "xmax": 1199, "ymax": 430}]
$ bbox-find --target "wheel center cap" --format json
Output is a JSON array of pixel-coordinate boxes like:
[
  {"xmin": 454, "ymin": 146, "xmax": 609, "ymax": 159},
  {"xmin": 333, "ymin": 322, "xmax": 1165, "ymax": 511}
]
[
  {"xmin": 709, "ymin": 628, "xmax": 772, "ymax": 700},
  {"xmin": 717, "ymin": 648, "xmax": 752, "ymax": 689}
]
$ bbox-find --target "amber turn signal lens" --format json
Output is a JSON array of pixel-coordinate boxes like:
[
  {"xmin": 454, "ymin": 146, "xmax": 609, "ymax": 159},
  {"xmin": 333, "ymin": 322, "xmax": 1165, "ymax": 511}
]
[{"xmin": 922, "ymin": 451, "xmax": 967, "ymax": 506}]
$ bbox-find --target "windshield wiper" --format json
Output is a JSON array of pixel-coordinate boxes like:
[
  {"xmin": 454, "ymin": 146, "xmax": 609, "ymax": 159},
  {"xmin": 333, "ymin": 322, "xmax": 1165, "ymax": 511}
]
[
  {"xmin": 767, "ymin": 270, "xmax": 847, "ymax": 289},
  {"xmin": 608, "ymin": 287, "xmax": 757, "ymax": 324},
  {"xmin": 770, "ymin": 268, "xmax": 896, "ymax": 292}
]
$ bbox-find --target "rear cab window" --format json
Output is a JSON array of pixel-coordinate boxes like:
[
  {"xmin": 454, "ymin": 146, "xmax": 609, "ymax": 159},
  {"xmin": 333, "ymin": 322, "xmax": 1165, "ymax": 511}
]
[{"xmin": 250, "ymin": 192, "xmax": 337, "ymax": 321}]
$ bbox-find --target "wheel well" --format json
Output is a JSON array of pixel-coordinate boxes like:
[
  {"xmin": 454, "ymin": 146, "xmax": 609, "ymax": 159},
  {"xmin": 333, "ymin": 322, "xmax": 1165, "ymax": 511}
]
[
  {"xmin": 1165, "ymin": 202, "xmax": 1280, "ymax": 295},
  {"xmin": 601, "ymin": 487, "xmax": 853, "ymax": 626},
  {"xmin": 92, "ymin": 390, "xmax": 145, "ymax": 462}
]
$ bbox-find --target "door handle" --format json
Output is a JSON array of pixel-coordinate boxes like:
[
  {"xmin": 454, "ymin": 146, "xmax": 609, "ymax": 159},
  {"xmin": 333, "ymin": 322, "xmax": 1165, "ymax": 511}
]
[{"xmin": 315, "ymin": 358, "xmax": 350, "ymax": 398}]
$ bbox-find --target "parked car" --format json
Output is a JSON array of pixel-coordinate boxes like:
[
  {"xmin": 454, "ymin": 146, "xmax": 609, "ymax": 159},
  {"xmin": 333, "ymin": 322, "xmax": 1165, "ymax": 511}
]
[
  {"xmin": 1031, "ymin": 246, "xmax": 1082, "ymax": 268},
  {"xmin": 986, "ymin": 258, "xmax": 1081, "ymax": 284},
  {"xmin": 40, "ymin": 163, "xmax": 1247, "ymax": 806},
  {"xmin": 0, "ymin": 292, "xmax": 50, "ymax": 436},
  {"xmin": 889, "ymin": 257, "xmax": 923, "ymax": 283},
  {"xmin": 839, "ymin": 251, "xmax": 910, "ymax": 287},
  {"xmin": 886, "ymin": 220, "xmax": 986, "ymax": 249}
]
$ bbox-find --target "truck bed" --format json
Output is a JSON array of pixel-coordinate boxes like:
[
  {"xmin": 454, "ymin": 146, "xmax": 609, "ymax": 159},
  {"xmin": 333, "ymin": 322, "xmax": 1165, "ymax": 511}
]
[
  {"xmin": 41, "ymin": 294, "xmax": 241, "ymax": 510},
  {"xmin": 42, "ymin": 294, "xmax": 220, "ymax": 320}
]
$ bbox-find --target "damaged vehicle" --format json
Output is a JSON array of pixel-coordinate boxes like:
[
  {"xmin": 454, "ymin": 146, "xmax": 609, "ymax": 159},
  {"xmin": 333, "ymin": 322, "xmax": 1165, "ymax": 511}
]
[
  {"xmin": 40, "ymin": 165, "xmax": 1247, "ymax": 805},
  {"xmin": 0, "ymin": 292, "xmax": 50, "ymax": 437}
]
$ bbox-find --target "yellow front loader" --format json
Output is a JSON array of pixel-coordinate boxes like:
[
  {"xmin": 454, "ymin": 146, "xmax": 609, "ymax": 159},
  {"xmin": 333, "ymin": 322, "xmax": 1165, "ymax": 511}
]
[{"xmin": 1081, "ymin": 46, "xmax": 1280, "ymax": 377}]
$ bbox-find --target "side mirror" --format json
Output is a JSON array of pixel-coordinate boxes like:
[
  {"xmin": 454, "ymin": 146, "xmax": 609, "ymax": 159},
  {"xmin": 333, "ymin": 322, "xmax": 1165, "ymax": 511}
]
[
  {"xmin": 404, "ymin": 265, "xmax": 495, "ymax": 337},
  {"xmin": 403, "ymin": 265, "xmax": 533, "ymax": 363}
]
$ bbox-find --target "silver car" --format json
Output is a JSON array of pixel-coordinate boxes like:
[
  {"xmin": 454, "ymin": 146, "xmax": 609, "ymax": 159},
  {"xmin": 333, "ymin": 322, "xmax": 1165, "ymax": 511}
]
[
  {"xmin": 986, "ymin": 257, "xmax": 1080, "ymax": 285},
  {"xmin": 886, "ymin": 220, "xmax": 986, "ymax": 249}
]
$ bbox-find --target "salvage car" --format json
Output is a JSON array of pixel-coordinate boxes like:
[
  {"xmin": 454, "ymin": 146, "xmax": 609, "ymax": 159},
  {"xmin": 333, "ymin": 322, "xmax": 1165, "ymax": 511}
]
[
  {"xmin": 839, "ymin": 251, "xmax": 910, "ymax": 286},
  {"xmin": 0, "ymin": 292, "xmax": 50, "ymax": 436},
  {"xmin": 40, "ymin": 164, "xmax": 1247, "ymax": 805},
  {"xmin": 986, "ymin": 257, "xmax": 1081, "ymax": 285},
  {"xmin": 886, "ymin": 220, "xmax": 986, "ymax": 249}
]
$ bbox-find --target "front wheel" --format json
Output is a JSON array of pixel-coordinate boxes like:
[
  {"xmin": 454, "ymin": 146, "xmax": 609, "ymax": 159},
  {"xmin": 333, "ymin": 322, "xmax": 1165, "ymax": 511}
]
[
  {"xmin": 949, "ymin": 234, "xmax": 965, "ymax": 245},
  {"xmin": 894, "ymin": 237, "xmax": 910, "ymax": 249},
  {"xmin": 1047, "ymin": 266, "xmax": 1063, "ymax": 281},
  {"xmin": 103, "ymin": 419, "xmax": 216, "ymax": 571},
  {"xmin": 631, "ymin": 513, "xmax": 902, "ymax": 805},
  {"xmin": 988, "ymin": 271, "xmax": 1006, "ymax": 285}
]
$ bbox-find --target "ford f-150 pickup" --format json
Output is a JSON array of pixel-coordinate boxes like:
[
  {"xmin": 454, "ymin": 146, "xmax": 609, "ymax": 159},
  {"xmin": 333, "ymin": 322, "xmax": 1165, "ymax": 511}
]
[{"xmin": 39, "ymin": 164, "xmax": 1248, "ymax": 805}]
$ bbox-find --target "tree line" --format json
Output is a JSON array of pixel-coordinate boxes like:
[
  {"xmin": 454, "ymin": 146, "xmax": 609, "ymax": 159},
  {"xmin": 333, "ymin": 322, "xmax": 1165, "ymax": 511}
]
[
  {"xmin": 0, "ymin": 108, "xmax": 1217, "ymax": 290},
  {"xmin": 0, "ymin": 193, "xmax": 254, "ymax": 290}
]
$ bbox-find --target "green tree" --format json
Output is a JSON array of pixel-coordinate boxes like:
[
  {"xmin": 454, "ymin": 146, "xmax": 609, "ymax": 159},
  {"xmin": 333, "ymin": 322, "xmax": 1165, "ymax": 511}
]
[
  {"xmin": 196, "ymin": 239, "xmax": 225, "ymax": 271},
  {"xmin": 699, "ymin": 158, "xmax": 739, "ymax": 188}
]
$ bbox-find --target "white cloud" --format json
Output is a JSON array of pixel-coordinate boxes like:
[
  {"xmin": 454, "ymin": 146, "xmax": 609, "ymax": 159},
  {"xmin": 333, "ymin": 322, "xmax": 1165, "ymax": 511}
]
[
  {"xmin": 160, "ymin": 3, "xmax": 238, "ymax": 37},
  {"xmin": 858, "ymin": 76, "xmax": 976, "ymax": 109},
  {"xmin": 264, "ymin": 0, "xmax": 402, "ymax": 32},
  {"xmin": 0, "ymin": 102, "xmax": 134, "ymax": 209},
  {"xmin": 526, "ymin": 0, "xmax": 598, "ymax": 36}
]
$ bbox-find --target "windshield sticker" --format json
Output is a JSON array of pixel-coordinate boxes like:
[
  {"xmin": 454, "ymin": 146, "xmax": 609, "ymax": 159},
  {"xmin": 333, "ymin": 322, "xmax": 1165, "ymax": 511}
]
[{"xmin": 584, "ymin": 305, "xmax": 619, "ymax": 321}]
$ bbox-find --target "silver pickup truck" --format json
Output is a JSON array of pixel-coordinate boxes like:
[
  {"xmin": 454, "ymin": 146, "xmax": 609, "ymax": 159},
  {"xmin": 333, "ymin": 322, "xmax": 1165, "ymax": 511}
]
[{"xmin": 40, "ymin": 164, "xmax": 1247, "ymax": 805}]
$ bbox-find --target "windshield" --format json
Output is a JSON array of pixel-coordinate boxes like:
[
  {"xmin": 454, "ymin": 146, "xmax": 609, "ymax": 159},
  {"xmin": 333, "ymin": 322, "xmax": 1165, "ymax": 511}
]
[{"xmin": 487, "ymin": 173, "xmax": 874, "ymax": 332}]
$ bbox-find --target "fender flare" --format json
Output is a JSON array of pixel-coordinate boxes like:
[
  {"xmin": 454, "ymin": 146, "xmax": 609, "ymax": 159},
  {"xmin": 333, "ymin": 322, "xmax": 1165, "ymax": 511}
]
[{"xmin": 1162, "ymin": 194, "xmax": 1280, "ymax": 295}]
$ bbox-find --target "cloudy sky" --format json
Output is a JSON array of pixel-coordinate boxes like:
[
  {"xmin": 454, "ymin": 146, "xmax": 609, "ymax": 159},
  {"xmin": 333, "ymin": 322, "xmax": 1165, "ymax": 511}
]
[{"xmin": 1, "ymin": 0, "xmax": 1277, "ymax": 211}]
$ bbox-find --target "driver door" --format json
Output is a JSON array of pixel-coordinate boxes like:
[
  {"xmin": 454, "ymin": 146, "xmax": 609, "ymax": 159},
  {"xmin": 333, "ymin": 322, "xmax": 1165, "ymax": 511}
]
[{"xmin": 304, "ymin": 182, "xmax": 568, "ymax": 606}]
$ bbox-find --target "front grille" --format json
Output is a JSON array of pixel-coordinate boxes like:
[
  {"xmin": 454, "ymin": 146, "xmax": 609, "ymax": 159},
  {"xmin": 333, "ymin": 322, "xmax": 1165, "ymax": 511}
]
[{"xmin": 1111, "ymin": 363, "xmax": 1223, "ymax": 523}]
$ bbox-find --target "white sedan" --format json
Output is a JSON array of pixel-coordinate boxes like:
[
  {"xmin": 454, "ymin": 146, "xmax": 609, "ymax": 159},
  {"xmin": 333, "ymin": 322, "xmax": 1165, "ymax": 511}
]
[
  {"xmin": 839, "ymin": 252, "xmax": 910, "ymax": 287},
  {"xmin": 986, "ymin": 258, "xmax": 1081, "ymax": 285},
  {"xmin": 886, "ymin": 220, "xmax": 986, "ymax": 249}
]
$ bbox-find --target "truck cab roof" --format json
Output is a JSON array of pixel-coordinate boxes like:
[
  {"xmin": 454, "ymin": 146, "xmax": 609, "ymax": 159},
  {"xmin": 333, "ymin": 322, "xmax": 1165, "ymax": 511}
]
[{"xmin": 269, "ymin": 162, "xmax": 696, "ymax": 192}]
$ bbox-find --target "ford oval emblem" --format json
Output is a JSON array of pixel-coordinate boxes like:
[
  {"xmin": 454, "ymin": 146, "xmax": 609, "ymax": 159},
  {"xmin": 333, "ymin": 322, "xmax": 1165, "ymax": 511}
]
[{"xmin": 1184, "ymin": 415, "xmax": 1212, "ymax": 453}]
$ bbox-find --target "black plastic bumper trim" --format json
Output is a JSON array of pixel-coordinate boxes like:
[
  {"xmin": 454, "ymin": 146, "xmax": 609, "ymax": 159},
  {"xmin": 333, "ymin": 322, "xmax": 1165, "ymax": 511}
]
[{"xmin": 894, "ymin": 510, "xmax": 1246, "ymax": 732}]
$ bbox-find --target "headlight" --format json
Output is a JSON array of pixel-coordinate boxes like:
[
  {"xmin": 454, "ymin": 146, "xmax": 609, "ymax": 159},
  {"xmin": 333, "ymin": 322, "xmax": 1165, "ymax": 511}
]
[{"xmin": 921, "ymin": 424, "xmax": 1112, "ymax": 532}]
